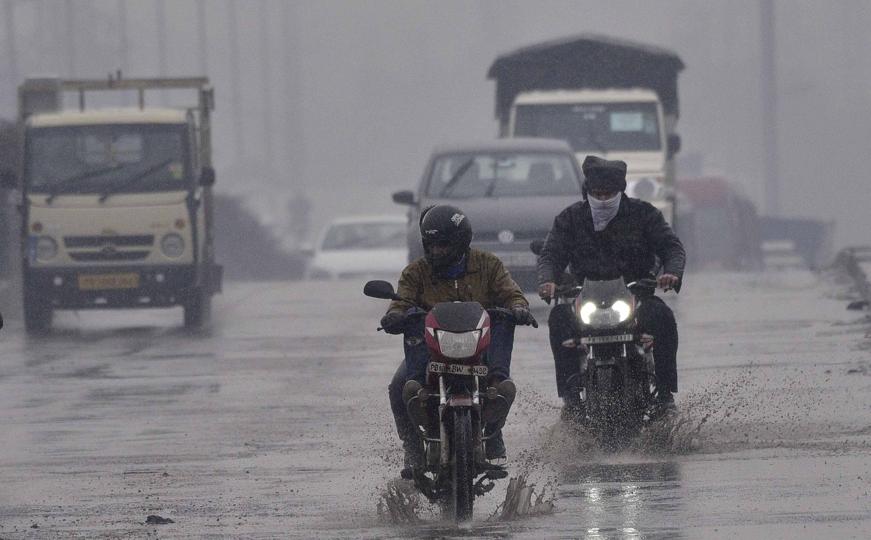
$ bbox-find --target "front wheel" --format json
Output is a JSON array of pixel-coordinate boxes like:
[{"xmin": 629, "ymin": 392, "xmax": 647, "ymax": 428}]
[
  {"xmin": 23, "ymin": 286, "xmax": 52, "ymax": 333},
  {"xmin": 183, "ymin": 287, "xmax": 211, "ymax": 329},
  {"xmin": 451, "ymin": 407, "xmax": 475, "ymax": 523}
]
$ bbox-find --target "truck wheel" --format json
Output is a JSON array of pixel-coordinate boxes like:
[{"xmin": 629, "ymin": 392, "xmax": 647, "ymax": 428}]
[
  {"xmin": 183, "ymin": 287, "xmax": 211, "ymax": 329},
  {"xmin": 23, "ymin": 288, "xmax": 52, "ymax": 333}
]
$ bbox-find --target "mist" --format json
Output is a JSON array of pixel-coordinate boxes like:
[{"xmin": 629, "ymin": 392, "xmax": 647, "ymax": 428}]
[{"xmin": 2, "ymin": 0, "xmax": 869, "ymax": 247}]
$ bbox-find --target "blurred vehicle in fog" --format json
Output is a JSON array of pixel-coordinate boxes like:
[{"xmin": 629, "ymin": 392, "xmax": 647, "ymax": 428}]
[
  {"xmin": 392, "ymin": 138, "xmax": 582, "ymax": 290},
  {"xmin": 306, "ymin": 215, "xmax": 408, "ymax": 280}
]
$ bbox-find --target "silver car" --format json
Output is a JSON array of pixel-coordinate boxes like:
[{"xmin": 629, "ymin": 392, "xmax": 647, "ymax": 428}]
[{"xmin": 392, "ymin": 138, "xmax": 583, "ymax": 290}]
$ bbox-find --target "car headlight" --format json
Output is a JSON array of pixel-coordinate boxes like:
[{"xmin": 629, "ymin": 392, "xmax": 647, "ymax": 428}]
[
  {"xmin": 35, "ymin": 236, "xmax": 58, "ymax": 261},
  {"xmin": 436, "ymin": 329, "xmax": 481, "ymax": 359},
  {"xmin": 160, "ymin": 233, "xmax": 185, "ymax": 258},
  {"xmin": 629, "ymin": 176, "xmax": 662, "ymax": 200}
]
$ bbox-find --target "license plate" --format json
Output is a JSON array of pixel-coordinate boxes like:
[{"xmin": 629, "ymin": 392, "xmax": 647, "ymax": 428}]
[
  {"xmin": 581, "ymin": 334, "xmax": 634, "ymax": 345},
  {"xmin": 428, "ymin": 362, "xmax": 488, "ymax": 376},
  {"xmin": 493, "ymin": 251, "xmax": 538, "ymax": 267},
  {"xmin": 78, "ymin": 272, "xmax": 140, "ymax": 290}
]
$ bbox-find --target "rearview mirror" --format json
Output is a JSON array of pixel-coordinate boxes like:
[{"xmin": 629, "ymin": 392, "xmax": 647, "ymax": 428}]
[
  {"xmin": 364, "ymin": 280, "xmax": 398, "ymax": 300},
  {"xmin": 392, "ymin": 190, "xmax": 415, "ymax": 206},
  {"xmin": 199, "ymin": 166, "xmax": 216, "ymax": 187},
  {"xmin": 0, "ymin": 168, "xmax": 17, "ymax": 189},
  {"xmin": 667, "ymin": 134, "xmax": 681, "ymax": 158},
  {"xmin": 529, "ymin": 239, "xmax": 545, "ymax": 256}
]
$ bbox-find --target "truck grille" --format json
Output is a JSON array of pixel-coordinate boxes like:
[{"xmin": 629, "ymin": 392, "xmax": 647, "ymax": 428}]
[
  {"xmin": 64, "ymin": 235, "xmax": 155, "ymax": 248},
  {"xmin": 69, "ymin": 250, "xmax": 150, "ymax": 262}
]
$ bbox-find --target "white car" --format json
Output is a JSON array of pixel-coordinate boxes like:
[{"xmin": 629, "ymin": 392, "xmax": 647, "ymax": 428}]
[{"xmin": 306, "ymin": 215, "xmax": 409, "ymax": 280}]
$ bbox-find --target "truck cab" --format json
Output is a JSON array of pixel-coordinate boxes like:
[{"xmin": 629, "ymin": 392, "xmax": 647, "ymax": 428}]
[
  {"xmin": 15, "ymin": 77, "xmax": 221, "ymax": 332},
  {"xmin": 510, "ymin": 88, "xmax": 676, "ymax": 221},
  {"xmin": 488, "ymin": 34, "xmax": 684, "ymax": 224}
]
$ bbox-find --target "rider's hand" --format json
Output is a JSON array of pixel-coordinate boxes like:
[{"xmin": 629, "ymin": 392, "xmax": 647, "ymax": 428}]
[
  {"xmin": 538, "ymin": 282, "xmax": 557, "ymax": 302},
  {"xmin": 380, "ymin": 311, "xmax": 407, "ymax": 334},
  {"xmin": 511, "ymin": 306, "xmax": 538, "ymax": 328},
  {"xmin": 657, "ymin": 273, "xmax": 679, "ymax": 290}
]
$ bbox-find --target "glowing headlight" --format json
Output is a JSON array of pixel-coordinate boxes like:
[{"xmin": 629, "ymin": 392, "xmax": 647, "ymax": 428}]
[
  {"xmin": 612, "ymin": 300, "xmax": 632, "ymax": 322},
  {"xmin": 436, "ymin": 329, "xmax": 481, "ymax": 359},
  {"xmin": 160, "ymin": 233, "xmax": 185, "ymax": 258},
  {"xmin": 579, "ymin": 301, "xmax": 597, "ymax": 324},
  {"xmin": 35, "ymin": 236, "xmax": 58, "ymax": 261}
]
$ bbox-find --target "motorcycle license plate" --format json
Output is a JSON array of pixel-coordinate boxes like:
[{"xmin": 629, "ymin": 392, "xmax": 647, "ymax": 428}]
[
  {"xmin": 428, "ymin": 362, "xmax": 488, "ymax": 376},
  {"xmin": 580, "ymin": 334, "xmax": 634, "ymax": 345},
  {"xmin": 78, "ymin": 272, "xmax": 140, "ymax": 290}
]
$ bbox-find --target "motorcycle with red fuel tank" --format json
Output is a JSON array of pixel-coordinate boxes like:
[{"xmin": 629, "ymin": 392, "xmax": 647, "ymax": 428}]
[{"xmin": 364, "ymin": 279, "xmax": 535, "ymax": 523}]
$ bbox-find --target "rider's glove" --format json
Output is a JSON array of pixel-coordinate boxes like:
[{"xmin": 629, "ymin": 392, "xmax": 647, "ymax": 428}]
[
  {"xmin": 511, "ymin": 306, "xmax": 538, "ymax": 328},
  {"xmin": 380, "ymin": 311, "xmax": 407, "ymax": 334}
]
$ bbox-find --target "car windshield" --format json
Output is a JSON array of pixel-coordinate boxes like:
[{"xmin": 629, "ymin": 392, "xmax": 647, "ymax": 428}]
[
  {"xmin": 514, "ymin": 102, "xmax": 662, "ymax": 152},
  {"xmin": 321, "ymin": 221, "xmax": 406, "ymax": 251},
  {"xmin": 426, "ymin": 152, "xmax": 580, "ymax": 198},
  {"xmin": 25, "ymin": 124, "xmax": 189, "ymax": 193}
]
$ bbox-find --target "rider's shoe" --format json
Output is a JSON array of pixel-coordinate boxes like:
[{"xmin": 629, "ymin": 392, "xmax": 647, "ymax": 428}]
[
  {"xmin": 650, "ymin": 390, "xmax": 677, "ymax": 420},
  {"xmin": 485, "ymin": 428, "xmax": 507, "ymax": 463}
]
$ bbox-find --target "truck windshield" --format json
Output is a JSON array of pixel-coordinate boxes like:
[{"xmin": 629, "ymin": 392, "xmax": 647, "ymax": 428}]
[
  {"xmin": 25, "ymin": 124, "xmax": 189, "ymax": 194},
  {"xmin": 426, "ymin": 152, "xmax": 580, "ymax": 198},
  {"xmin": 514, "ymin": 102, "xmax": 662, "ymax": 152}
]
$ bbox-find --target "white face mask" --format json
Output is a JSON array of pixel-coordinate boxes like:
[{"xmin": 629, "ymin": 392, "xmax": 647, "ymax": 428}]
[{"xmin": 588, "ymin": 193, "xmax": 622, "ymax": 231}]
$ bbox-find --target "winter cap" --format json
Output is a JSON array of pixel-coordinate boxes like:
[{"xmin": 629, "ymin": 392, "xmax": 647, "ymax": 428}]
[{"xmin": 582, "ymin": 155, "xmax": 627, "ymax": 193}]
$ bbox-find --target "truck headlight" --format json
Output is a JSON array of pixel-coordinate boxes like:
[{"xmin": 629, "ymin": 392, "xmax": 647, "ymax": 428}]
[
  {"xmin": 579, "ymin": 301, "xmax": 597, "ymax": 324},
  {"xmin": 35, "ymin": 236, "xmax": 58, "ymax": 261},
  {"xmin": 160, "ymin": 233, "xmax": 185, "ymax": 258},
  {"xmin": 629, "ymin": 176, "xmax": 662, "ymax": 200}
]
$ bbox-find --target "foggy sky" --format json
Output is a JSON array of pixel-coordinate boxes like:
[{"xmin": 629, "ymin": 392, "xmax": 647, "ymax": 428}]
[{"xmin": 1, "ymin": 0, "xmax": 869, "ymax": 247}]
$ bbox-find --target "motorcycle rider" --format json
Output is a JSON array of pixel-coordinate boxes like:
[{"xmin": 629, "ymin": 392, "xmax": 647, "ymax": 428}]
[
  {"xmin": 538, "ymin": 155, "xmax": 686, "ymax": 419},
  {"xmin": 382, "ymin": 204, "xmax": 536, "ymax": 474}
]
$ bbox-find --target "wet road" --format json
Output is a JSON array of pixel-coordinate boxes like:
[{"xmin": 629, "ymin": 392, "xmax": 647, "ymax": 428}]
[{"xmin": 0, "ymin": 271, "xmax": 869, "ymax": 538}]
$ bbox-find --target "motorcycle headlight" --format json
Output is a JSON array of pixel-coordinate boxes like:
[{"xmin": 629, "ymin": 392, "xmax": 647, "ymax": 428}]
[
  {"xmin": 579, "ymin": 301, "xmax": 597, "ymax": 324},
  {"xmin": 35, "ymin": 236, "xmax": 58, "ymax": 261},
  {"xmin": 160, "ymin": 233, "xmax": 185, "ymax": 258},
  {"xmin": 578, "ymin": 299, "xmax": 633, "ymax": 327},
  {"xmin": 612, "ymin": 299, "xmax": 632, "ymax": 322},
  {"xmin": 436, "ymin": 329, "xmax": 481, "ymax": 359}
]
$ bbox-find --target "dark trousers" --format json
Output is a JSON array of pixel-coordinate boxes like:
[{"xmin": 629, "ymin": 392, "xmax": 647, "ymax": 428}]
[
  {"xmin": 388, "ymin": 318, "xmax": 516, "ymax": 440},
  {"xmin": 549, "ymin": 295, "xmax": 678, "ymax": 397}
]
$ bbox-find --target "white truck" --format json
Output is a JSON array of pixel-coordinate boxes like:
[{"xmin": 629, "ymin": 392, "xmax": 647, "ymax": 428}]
[
  {"xmin": 487, "ymin": 34, "xmax": 684, "ymax": 223},
  {"xmin": 3, "ymin": 76, "xmax": 221, "ymax": 332}
]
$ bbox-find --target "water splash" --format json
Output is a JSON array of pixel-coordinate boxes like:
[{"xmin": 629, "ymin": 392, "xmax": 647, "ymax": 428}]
[
  {"xmin": 376, "ymin": 478, "xmax": 424, "ymax": 524},
  {"xmin": 488, "ymin": 473, "xmax": 556, "ymax": 521}
]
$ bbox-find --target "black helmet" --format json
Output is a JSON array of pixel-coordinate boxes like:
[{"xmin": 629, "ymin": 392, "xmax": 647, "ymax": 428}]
[{"xmin": 419, "ymin": 204, "xmax": 473, "ymax": 271}]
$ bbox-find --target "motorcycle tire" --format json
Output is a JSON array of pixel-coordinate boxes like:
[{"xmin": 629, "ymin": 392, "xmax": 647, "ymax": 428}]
[{"xmin": 451, "ymin": 407, "xmax": 475, "ymax": 522}]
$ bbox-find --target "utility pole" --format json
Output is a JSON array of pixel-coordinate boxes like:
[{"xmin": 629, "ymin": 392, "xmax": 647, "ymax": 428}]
[
  {"xmin": 117, "ymin": 0, "xmax": 128, "ymax": 73},
  {"xmin": 760, "ymin": 0, "xmax": 780, "ymax": 216},
  {"xmin": 156, "ymin": 0, "xmax": 168, "ymax": 104},
  {"xmin": 226, "ymin": 0, "xmax": 244, "ymax": 160},
  {"xmin": 3, "ymin": 0, "xmax": 18, "ymax": 96},
  {"xmin": 64, "ymin": 0, "xmax": 77, "ymax": 77},
  {"xmin": 196, "ymin": 0, "xmax": 209, "ymax": 75},
  {"xmin": 280, "ymin": 1, "xmax": 304, "ymax": 187},
  {"xmin": 259, "ymin": 0, "xmax": 274, "ymax": 180}
]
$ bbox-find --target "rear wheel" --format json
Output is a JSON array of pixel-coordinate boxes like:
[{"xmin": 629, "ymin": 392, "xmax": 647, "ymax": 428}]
[
  {"xmin": 451, "ymin": 407, "xmax": 475, "ymax": 523},
  {"xmin": 183, "ymin": 287, "xmax": 211, "ymax": 329},
  {"xmin": 23, "ymin": 286, "xmax": 52, "ymax": 333}
]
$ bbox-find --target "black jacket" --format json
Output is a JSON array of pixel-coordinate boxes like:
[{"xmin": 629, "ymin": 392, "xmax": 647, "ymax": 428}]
[{"xmin": 538, "ymin": 195, "xmax": 686, "ymax": 290}]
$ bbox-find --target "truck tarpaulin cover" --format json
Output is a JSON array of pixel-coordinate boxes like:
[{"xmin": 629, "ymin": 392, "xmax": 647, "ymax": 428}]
[{"xmin": 487, "ymin": 34, "xmax": 685, "ymax": 120}]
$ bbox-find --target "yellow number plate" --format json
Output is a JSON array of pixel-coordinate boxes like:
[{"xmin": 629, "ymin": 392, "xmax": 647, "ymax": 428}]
[{"xmin": 78, "ymin": 273, "xmax": 140, "ymax": 290}]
